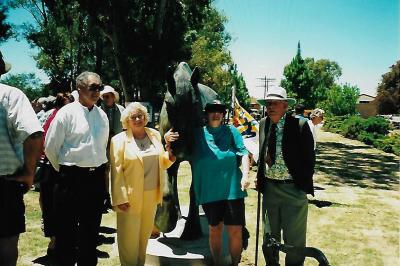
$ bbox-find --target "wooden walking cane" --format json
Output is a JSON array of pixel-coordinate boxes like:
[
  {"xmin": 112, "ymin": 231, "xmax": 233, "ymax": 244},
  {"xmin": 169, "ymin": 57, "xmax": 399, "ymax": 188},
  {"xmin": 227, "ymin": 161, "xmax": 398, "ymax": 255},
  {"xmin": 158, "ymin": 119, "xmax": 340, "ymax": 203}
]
[{"xmin": 255, "ymin": 188, "xmax": 261, "ymax": 266}]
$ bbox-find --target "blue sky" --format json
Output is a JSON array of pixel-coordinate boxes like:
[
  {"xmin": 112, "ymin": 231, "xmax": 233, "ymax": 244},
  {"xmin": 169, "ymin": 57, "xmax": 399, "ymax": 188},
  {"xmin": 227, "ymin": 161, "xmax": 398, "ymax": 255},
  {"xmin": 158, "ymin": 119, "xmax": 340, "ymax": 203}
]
[
  {"xmin": 1, "ymin": 0, "xmax": 399, "ymax": 97},
  {"xmin": 215, "ymin": 0, "xmax": 399, "ymax": 97}
]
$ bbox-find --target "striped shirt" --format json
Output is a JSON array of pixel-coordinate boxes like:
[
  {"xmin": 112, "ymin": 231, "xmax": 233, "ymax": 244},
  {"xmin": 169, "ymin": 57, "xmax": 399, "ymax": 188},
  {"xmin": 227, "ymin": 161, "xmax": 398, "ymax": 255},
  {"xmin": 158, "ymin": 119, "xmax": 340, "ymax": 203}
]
[{"xmin": 0, "ymin": 84, "xmax": 43, "ymax": 175}]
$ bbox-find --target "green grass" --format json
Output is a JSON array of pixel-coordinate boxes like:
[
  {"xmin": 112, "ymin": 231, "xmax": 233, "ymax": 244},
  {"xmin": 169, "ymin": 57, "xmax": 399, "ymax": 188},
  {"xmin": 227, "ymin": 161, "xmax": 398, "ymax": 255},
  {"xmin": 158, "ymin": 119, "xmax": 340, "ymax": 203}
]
[{"xmin": 17, "ymin": 129, "xmax": 400, "ymax": 265}]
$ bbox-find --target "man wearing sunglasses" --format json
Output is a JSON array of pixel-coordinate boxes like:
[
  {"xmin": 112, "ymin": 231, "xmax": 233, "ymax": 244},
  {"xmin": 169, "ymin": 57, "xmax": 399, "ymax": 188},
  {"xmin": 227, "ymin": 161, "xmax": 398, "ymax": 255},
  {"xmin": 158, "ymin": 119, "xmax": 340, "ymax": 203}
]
[{"xmin": 45, "ymin": 71, "xmax": 109, "ymax": 266}]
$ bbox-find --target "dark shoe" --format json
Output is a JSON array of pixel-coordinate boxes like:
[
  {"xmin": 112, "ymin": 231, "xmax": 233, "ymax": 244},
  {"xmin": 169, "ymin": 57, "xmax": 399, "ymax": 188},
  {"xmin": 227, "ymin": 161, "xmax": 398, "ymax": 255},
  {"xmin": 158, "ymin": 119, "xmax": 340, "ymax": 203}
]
[
  {"xmin": 46, "ymin": 247, "xmax": 56, "ymax": 257},
  {"xmin": 96, "ymin": 249, "xmax": 109, "ymax": 259},
  {"xmin": 97, "ymin": 234, "xmax": 114, "ymax": 245},
  {"xmin": 242, "ymin": 226, "xmax": 250, "ymax": 250}
]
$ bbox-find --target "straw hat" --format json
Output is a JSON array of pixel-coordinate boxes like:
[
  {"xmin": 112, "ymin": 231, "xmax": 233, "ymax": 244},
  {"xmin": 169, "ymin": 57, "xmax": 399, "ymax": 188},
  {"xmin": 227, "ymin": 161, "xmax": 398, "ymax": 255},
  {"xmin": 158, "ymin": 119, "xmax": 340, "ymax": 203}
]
[
  {"xmin": 100, "ymin": 85, "xmax": 119, "ymax": 102},
  {"xmin": 257, "ymin": 86, "xmax": 296, "ymax": 106}
]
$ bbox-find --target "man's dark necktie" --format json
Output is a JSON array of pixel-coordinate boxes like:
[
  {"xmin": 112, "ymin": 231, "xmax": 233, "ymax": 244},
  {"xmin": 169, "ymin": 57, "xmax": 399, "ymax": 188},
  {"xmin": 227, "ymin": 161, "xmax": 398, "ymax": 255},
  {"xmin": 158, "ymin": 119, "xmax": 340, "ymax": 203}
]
[{"xmin": 266, "ymin": 123, "xmax": 277, "ymax": 167}]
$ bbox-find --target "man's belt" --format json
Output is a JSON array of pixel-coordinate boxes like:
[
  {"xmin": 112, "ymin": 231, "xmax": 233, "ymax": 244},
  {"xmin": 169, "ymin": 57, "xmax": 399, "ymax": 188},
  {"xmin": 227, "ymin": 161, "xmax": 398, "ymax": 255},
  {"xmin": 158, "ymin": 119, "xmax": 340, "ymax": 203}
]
[
  {"xmin": 60, "ymin": 165, "xmax": 104, "ymax": 172},
  {"xmin": 265, "ymin": 178, "xmax": 293, "ymax": 184}
]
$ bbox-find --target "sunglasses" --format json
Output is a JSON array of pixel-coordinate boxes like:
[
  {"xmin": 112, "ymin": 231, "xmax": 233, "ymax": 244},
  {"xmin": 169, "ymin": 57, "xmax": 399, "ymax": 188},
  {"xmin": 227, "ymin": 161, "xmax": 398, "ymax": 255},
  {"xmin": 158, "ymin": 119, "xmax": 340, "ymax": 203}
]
[
  {"xmin": 87, "ymin": 84, "xmax": 104, "ymax": 92},
  {"xmin": 129, "ymin": 114, "xmax": 144, "ymax": 120}
]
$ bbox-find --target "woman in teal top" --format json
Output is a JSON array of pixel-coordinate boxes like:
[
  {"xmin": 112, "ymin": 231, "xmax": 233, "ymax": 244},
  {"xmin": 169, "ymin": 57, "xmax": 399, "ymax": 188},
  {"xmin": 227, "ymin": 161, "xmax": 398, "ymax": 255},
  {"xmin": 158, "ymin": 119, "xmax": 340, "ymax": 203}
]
[
  {"xmin": 192, "ymin": 100, "xmax": 250, "ymax": 266},
  {"xmin": 192, "ymin": 117, "xmax": 249, "ymax": 205}
]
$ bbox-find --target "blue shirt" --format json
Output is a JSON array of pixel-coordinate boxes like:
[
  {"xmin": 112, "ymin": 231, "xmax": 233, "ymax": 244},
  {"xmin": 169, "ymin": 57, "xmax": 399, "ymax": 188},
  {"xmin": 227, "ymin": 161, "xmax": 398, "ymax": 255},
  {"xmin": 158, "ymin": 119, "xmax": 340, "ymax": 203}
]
[{"xmin": 192, "ymin": 124, "xmax": 248, "ymax": 205}]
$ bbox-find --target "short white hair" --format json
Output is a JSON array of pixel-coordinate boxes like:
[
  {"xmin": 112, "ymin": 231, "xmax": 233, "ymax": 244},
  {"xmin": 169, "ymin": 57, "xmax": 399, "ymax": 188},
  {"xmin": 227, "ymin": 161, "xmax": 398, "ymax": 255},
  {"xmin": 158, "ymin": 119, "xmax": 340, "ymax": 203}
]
[
  {"xmin": 310, "ymin": 108, "xmax": 325, "ymax": 119},
  {"xmin": 76, "ymin": 71, "xmax": 101, "ymax": 89},
  {"xmin": 121, "ymin": 102, "xmax": 150, "ymax": 129}
]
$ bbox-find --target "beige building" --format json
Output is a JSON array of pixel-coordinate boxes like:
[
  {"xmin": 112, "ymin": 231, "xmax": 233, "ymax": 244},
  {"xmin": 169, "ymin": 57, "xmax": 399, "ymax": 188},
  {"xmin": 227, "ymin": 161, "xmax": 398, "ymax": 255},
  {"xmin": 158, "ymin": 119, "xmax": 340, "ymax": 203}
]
[{"xmin": 356, "ymin": 94, "xmax": 377, "ymax": 118}]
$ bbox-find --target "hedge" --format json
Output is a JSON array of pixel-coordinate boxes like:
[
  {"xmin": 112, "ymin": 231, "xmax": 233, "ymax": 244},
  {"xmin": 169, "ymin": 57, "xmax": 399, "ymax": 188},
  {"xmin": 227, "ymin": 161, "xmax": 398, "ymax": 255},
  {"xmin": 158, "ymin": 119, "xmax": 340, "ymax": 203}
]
[{"xmin": 323, "ymin": 115, "xmax": 400, "ymax": 156}]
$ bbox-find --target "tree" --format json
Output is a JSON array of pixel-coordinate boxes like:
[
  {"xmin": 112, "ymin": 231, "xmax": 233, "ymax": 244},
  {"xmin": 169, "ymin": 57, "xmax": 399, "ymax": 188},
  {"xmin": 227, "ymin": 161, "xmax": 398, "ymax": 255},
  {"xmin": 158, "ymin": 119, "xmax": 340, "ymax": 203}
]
[
  {"xmin": 305, "ymin": 58, "xmax": 342, "ymax": 106},
  {"xmin": 11, "ymin": 1, "xmax": 248, "ymax": 108},
  {"xmin": 78, "ymin": 0, "xmax": 211, "ymax": 104},
  {"xmin": 11, "ymin": 0, "xmax": 115, "ymax": 94},
  {"xmin": 189, "ymin": 7, "xmax": 232, "ymax": 103},
  {"xmin": 281, "ymin": 42, "xmax": 314, "ymax": 107},
  {"xmin": 320, "ymin": 84, "xmax": 359, "ymax": 116},
  {"xmin": 1, "ymin": 72, "xmax": 44, "ymax": 100},
  {"xmin": 188, "ymin": 7, "xmax": 250, "ymax": 108},
  {"xmin": 0, "ymin": 3, "xmax": 12, "ymax": 43},
  {"xmin": 229, "ymin": 64, "xmax": 250, "ymax": 109},
  {"xmin": 375, "ymin": 61, "xmax": 400, "ymax": 114},
  {"xmin": 12, "ymin": 0, "xmax": 212, "ymax": 105}
]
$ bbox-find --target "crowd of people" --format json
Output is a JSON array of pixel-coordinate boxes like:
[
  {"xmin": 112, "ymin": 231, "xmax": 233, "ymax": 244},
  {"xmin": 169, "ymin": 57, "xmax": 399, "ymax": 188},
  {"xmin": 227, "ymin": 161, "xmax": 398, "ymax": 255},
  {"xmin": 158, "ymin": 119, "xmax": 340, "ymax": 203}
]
[{"xmin": 1, "ymin": 51, "xmax": 320, "ymax": 266}]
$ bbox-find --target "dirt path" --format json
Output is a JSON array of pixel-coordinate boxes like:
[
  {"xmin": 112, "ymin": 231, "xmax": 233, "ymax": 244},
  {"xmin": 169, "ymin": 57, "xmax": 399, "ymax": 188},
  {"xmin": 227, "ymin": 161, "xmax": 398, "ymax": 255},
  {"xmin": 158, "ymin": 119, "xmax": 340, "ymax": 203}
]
[{"xmin": 304, "ymin": 129, "xmax": 399, "ymax": 266}]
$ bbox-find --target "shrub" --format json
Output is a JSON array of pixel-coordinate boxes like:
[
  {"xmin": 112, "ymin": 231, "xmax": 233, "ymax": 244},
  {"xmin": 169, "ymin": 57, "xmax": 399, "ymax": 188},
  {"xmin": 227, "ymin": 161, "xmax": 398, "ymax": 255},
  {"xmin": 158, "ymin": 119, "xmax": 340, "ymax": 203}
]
[
  {"xmin": 373, "ymin": 134, "xmax": 400, "ymax": 155},
  {"xmin": 363, "ymin": 116, "xmax": 390, "ymax": 135},
  {"xmin": 320, "ymin": 84, "xmax": 359, "ymax": 116},
  {"xmin": 323, "ymin": 115, "xmax": 398, "ymax": 155},
  {"xmin": 323, "ymin": 115, "xmax": 349, "ymax": 133},
  {"xmin": 341, "ymin": 116, "xmax": 366, "ymax": 138}
]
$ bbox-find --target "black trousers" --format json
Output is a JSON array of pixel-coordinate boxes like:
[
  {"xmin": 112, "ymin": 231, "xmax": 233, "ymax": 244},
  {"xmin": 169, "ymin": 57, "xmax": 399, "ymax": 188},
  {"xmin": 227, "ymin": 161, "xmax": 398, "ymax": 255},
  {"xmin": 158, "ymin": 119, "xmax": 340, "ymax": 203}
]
[
  {"xmin": 54, "ymin": 164, "xmax": 106, "ymax": 266},
  {"xmin": 40, "ymin": 165, "xmax": 58, "ymax": 237},
  {"xmin": 0, "ymin": 178, "xmax": 25, "ymax": 237}
]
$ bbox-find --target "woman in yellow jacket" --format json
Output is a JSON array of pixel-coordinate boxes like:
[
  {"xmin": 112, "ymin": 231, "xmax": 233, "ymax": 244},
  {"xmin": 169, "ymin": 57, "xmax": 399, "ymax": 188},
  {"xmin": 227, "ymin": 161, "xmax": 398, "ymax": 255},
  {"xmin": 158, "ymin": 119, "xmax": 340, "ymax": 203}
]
[{"xmin": 110, "ymin": 102, "xmax": 176, "ymax": 266}]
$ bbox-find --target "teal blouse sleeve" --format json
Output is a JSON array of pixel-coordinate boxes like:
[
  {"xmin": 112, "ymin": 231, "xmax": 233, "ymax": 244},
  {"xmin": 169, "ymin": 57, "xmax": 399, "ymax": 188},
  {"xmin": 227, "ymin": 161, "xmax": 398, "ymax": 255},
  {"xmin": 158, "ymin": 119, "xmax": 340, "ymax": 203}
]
[{"xmin": 228, "ymin": 125, "xmax": 248, "ymax": 156}]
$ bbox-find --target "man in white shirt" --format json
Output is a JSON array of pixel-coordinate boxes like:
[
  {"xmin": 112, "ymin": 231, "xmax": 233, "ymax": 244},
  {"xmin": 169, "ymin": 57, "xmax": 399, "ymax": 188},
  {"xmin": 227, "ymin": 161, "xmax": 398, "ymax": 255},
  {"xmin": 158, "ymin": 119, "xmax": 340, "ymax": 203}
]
[
  {"xmin": 307, "ymin": 108, "xmax": 325, "ymax": 150},
  {"xmin": 45, "ymin": 71, "xmax": 109, "ymax": 266},
  {"xmin": 0, "ymin": 52, "xmax": 43, "ymax": 266}
]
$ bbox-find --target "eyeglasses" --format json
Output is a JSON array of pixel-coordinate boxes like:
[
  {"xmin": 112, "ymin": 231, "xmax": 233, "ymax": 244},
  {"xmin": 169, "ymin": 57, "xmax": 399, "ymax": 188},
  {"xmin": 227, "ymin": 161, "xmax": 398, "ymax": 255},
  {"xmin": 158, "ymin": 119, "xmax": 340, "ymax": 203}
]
[
  {"xmin": 129, "ymin": 114, "xmax": 144, "ymax": 120},
  {"xmin": 102, "ymin": 94, "xmax": 113, "ymax": 99},
  {"xmin": 87, "ymin": 84, "xmax": 104, "ymax": 92},
  {"xmin": 266, "ymin": 100, "xmax": 280, "ymax": 106}
]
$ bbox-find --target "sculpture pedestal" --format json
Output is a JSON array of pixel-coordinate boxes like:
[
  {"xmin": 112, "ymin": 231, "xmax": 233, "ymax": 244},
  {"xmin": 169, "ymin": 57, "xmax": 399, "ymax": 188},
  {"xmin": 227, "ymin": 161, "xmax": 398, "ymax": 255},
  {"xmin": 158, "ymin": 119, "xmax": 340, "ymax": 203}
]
[{"xmin": 146, "ymin": 206, "xmax": 231, "ymax": 265}]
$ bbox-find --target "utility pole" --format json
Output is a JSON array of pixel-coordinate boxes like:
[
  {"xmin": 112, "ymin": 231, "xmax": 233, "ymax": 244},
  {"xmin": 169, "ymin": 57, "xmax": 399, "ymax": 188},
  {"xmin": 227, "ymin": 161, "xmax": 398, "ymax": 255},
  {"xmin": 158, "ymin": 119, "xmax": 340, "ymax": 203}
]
[{"xmin": 257, "ymin": 76, "xmax": 276, "ymax": 117}]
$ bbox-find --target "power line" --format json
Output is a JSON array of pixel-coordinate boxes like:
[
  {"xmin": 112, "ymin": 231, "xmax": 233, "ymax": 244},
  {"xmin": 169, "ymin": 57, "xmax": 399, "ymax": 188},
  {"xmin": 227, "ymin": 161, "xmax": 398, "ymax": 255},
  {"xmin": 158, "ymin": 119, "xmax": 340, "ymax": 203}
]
[{"xmin": 257, "ymin": 76, "xmax": 276, "ymax": 117}]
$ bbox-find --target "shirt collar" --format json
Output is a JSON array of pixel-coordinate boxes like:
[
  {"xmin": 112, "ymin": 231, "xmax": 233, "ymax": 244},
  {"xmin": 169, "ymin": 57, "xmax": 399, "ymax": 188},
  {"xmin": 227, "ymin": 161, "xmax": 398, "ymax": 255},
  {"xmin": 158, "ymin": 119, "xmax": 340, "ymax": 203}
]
[
  {"xmin": 277, "ymin": 113, "xmax": 286, "ymax": 128},
  {"xmin": 271, "ymin": 113, "xmax": 286, "ymax": 129},
  {"xmin": 77, "ymin": 101, "xmax": 97, "ymax": 113}
]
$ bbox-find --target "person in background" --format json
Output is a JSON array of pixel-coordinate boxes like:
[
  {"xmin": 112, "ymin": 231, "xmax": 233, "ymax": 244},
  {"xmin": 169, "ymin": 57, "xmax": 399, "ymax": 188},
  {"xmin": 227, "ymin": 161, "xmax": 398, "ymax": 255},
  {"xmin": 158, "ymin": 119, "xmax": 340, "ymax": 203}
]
[
  {"xmin": 100, "ymin": 85, "xmax": 125, "ymax": 210},
  {"xmin": 294, "ymin": 103, "xmax": 307, "ymax": 119},
  {"xmin": 307, "ymin": 108, "xmax": 325, "ymax": 150},
  {"xmin": 110, "ymin": 102, "xmax": 176, "ymax": 266},
  {"xmin": 39, "ymin": 92, "xmax": 72, "ymax": 257},
  {"xmin": 100, "ymin": 85, "xmax": 125, "ymax": 138},
  {"xmin": 35, "ymin": 97, "xmax": 48, "ymax": 121},
  {"xmin": 256, "ymin": 87, "xmax": 315, "ymax": 266},
  {"xmin": 45, "ymin": 71, "xmax": 109, "ymax": 266},
  {"xmin": 0, "ymin": 51, "xmax": 43, "ymax": 266},
  {"xmin": 71, "ymin": 90, "xmax": 79, "ymax": 102},
  {"xmin": 167, "ymin": 100, "xmax": 250, "ymax": 266},
  {"xmin": 37, "ymin": 96, "xmax": 56, "ymax": 126},
  {"xmin": 32, "ymin": 98, "xmax": 44, "ymax": 113}
]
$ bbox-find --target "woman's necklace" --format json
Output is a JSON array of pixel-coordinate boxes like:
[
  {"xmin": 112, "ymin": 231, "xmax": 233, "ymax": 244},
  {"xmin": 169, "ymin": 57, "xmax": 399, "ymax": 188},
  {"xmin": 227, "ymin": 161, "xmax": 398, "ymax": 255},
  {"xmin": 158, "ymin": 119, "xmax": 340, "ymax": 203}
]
[{"xmin": 135, "ymin": 136, "xmax": 150, "ymax": 150}]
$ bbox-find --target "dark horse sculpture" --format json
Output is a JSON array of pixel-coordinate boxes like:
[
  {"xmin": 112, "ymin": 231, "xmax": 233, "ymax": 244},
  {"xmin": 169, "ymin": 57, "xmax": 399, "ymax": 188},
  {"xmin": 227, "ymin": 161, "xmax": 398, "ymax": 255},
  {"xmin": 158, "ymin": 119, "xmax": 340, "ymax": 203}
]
[{"xmin": 155, "ymin": 62, "xmax": 218, "ymax": 239}]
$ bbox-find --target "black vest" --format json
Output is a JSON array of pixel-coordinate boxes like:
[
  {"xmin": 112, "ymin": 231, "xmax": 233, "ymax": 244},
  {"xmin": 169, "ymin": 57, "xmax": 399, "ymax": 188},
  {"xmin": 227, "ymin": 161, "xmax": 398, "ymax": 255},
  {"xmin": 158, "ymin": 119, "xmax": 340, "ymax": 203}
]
[{"xmin": 257, "ymin": 115, "xmax": 315, "ymax": 195}]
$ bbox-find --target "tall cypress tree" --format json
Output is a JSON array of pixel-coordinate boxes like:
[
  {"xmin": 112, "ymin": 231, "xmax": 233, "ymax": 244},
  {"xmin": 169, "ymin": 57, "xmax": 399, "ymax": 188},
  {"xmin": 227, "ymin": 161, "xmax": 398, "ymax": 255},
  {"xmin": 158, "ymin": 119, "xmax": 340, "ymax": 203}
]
[{"xmin": 281, "ymin": 42, "xmax": 314, "ymax": 107}]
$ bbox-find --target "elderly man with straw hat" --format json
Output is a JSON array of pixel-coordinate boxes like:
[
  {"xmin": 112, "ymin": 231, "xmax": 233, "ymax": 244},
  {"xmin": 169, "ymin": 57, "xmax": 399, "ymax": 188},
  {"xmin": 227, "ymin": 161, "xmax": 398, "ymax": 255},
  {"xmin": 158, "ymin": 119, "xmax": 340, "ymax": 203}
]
[
  {"xmin": 100, "ymin": 85, "xmax": 125, "ymax": 138},
  {"xmin": 99, "ymin": 86, "xmax": 125, "ymax": 212},
  {"xmin": 255, "ymin": 86, "xmax": 315, "ymax": 266}
]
